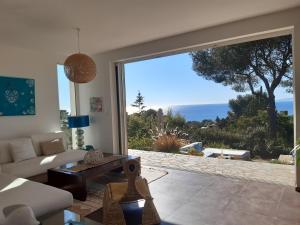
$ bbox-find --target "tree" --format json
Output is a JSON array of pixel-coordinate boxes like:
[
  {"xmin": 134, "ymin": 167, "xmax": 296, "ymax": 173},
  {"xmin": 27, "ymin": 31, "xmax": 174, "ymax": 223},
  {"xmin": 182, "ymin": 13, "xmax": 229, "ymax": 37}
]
[
  {"xmin": 229, "ymin": 94, "xmax": 268, "ymax": 118},
  {"xmin": 131, "ymin": 90, "xmax": 146, "ymax": 113},
  {"xmin": 190, "ymin": 35, "xmax": 293, "ymax": 136},
  {"xmin": 142, "ymin": 109, "xmax": 157, "ymax": 129},
  {"xmin": 127, "ymin": 114, "xmax": 149, "ymax": 138}
]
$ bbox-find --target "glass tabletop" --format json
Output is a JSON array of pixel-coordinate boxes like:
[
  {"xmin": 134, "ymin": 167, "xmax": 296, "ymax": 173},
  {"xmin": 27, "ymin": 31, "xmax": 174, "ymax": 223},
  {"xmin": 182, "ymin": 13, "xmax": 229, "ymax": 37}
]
[{"xmin": 64, "ymin": 210, "xmax": 102, "ymax": 225}]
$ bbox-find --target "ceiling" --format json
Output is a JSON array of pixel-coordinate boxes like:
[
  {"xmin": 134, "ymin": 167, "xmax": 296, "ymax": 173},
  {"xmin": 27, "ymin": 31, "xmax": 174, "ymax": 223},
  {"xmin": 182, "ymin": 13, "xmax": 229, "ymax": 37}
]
[{"xmin": 0, "ymin": 0, "xmax": 299, "ymax": 55}]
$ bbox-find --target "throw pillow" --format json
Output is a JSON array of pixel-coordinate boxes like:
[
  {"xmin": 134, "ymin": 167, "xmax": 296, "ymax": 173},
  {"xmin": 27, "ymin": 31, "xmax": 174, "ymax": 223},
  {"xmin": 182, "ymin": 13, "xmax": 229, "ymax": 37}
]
[
  {"xmin": 10, "ymin": 139, "xmax": 37, "ymax": 163},
  {"xmin": 40, "ymin": 138, "xmax": 65, "ymax": 156}
]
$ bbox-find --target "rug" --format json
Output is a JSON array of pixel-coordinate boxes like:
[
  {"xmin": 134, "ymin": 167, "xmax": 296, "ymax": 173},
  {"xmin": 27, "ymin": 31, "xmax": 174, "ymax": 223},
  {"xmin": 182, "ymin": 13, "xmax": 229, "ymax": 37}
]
[{"xmin": 68, "ymin": 166, "xmax": 168, "ymax": 216}]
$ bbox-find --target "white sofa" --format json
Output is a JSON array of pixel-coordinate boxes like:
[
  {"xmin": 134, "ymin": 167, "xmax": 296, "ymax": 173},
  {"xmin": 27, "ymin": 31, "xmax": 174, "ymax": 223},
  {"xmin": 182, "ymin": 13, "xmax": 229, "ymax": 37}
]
[
  {"xmin": 0, "ymin": 173, "xmax": 73, "ymax": 223},
  {"xmin": 0, "ymin": 132, "xmax": 87, "ymax": 178},
  {"xmin": 0, "ymin": 132, "xmax": 88, "ymax": 222}
]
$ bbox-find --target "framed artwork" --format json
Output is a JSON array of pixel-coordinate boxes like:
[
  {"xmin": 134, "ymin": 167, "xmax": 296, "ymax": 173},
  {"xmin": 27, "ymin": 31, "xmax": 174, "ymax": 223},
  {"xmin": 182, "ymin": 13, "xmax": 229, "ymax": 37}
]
[
  {"xmin": 90, "ymin": 97, "xmax": 103, "ymax": 112},
  {"xmin": 0, "ymin": 76, "xmax": 35, "ymax": 116}
]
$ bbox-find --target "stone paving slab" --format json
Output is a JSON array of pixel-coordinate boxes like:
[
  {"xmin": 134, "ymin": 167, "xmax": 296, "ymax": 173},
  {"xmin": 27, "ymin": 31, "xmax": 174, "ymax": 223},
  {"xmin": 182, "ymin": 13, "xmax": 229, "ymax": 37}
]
[{"xmin": 129, "ymin": 149, "xmax": 295, "ymax": 186}]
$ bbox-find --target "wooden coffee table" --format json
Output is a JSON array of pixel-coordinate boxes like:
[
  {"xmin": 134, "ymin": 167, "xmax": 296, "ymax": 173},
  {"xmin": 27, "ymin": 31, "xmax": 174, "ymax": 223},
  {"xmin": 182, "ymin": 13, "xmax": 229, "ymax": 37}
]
[{"xmin": 47, "ymin": 154, "xmax": 140, "ymax": 201}]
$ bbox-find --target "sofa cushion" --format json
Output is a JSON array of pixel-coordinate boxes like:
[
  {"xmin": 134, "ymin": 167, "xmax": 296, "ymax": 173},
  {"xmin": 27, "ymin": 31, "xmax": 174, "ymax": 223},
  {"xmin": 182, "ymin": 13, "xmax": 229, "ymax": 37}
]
[
  {"xmin": 10, "ymin": 138, "xmax": 37, "ymax": 163},
  {"xmin": 0, "ymin": 140, "xmax": 12, "ymax": 164},
  {"xmin": 0, "ymin": 173, "xmax": 73, "ymax": 223},
  {"xmin": 31, "ymin": 132, "xmax": 67, "ymax": 156},
  {"xmin": 0, "ymin": 140, "xmax": 13, "ymax": 164},
  {"xmin": 40, "ymin": 138, "xmax": 65, "ymax": 156},
  {"xmin": 1, "ymin": 150, "xmax": 87, "ymax": 178}
]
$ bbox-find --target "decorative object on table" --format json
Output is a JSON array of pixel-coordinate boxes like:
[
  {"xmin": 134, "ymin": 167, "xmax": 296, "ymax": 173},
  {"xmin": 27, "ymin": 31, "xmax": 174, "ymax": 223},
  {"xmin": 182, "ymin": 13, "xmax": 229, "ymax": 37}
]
[
  {"xmin": 90, "ymin": 97, "xmax": 103, "ymax": 112},
  {"xmin": 65, "ymin": 155, "xmax": 126, "ymax": 173},
  {"xmin": 68, "ymin": 115, "xmax": 90, "ymax": 149},
  {"xmin": 0, "ymin": 76, "xmax": 35, "ymax": 116},
  {"xmin": 103, "ymin": 159, "xmax": 160, "ymax": 225},
  {"xmin": 64, "ymin": 28, "xmax": 96, "ymax": 83},
  {"xmin": 84, "ymin": 145, "xmax": 95, "ymax": 151},
  {"xmin": 2, "ymin": 204, "xmax": 39, "ymax": 225},
  {"xmin": 84, "ymin": 150, "xmax": 104, "ymax": 165}
]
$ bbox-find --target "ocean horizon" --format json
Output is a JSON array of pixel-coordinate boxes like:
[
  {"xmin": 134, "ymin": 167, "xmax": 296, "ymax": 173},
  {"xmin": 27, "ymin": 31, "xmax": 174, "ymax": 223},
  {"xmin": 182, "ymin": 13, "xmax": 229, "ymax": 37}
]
[{"xmin": 166, "ymin": 100, "xmax": 293, "ymax": 122}]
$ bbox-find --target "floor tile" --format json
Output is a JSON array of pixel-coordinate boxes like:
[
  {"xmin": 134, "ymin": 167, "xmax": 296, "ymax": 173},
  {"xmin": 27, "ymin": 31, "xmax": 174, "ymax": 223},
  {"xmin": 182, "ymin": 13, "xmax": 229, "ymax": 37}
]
[
  {"xmin": 226, "ymin": 196, "xmax": 277, "ymax": 217},
  {"xmin": 239, "ymin": 181, "xmax": 284, "ymax": 202},
  {"xmin": 219, "ymin": 210, "xmax": 276, "ymax": 225},
  {"xmin": 146, "ymin": 168, "xmax": 300, "ymax": 225}
]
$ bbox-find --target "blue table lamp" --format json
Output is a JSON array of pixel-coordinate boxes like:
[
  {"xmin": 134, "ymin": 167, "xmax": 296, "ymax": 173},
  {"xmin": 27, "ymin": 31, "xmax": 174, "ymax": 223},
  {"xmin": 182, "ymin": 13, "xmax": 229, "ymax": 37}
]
[{"xmin": 68, "ymin": 115, "xmax": 90, "ymax": 149}]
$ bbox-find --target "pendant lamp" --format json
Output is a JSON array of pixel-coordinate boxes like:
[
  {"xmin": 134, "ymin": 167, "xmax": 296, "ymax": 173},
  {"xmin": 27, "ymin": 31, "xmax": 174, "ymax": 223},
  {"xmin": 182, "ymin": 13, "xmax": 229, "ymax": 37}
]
[{"xmin": 64, "ymin": 28, "xmax": 96, "ymax": 83}]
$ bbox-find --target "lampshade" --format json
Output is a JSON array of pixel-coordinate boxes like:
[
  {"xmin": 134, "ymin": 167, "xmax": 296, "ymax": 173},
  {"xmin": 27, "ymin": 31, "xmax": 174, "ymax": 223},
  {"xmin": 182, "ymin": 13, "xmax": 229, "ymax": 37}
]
[
  {"xmin": 64, "ymin": 53, "xmax": 96, "ymax": 83},
  {"xmin": 68, "ymin": 115, "xmax": 90, "ymax": 128}
]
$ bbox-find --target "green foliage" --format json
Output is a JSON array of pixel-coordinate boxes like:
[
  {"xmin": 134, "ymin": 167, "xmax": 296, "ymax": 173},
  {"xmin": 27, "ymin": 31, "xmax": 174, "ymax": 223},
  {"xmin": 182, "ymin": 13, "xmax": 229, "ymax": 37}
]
[
  {"xmin": 128, "ymin": 137, "xmax": 153, "ymax": 151},
  {"xmin": 270, "ymin": 159, "xmax": 291, "ymax": 165},
  {"xmin": 206, "ymin": 142, "xmax": 231, "ymax": 149},
  {"xmin": 190, "ymin": 35, "xmax": 293, "ymax": 94},
  {"xmin": 60, "ymin": 110, "xmax": 72, "ymax": 146},
  {"xmin": 229, "ymin": 94, "xmax": 268, "ymax": 118},
  {"xmin": 188, "ymin": 128, "xmax": 245, "ymax": 149},
  {"xmin": 127, "ymin": 114, "xmax": 150, "ymax": 138},
  {"xmin": 190, "ymin": 35, "xmax": 293, "ymax": 136},
  {"xmin": 166, "ymin": 113, "xmax": 186, "ymax": 129},
  {"xmin": 127, "ymin": 92, "xmax": 293, "ymax": 159}
]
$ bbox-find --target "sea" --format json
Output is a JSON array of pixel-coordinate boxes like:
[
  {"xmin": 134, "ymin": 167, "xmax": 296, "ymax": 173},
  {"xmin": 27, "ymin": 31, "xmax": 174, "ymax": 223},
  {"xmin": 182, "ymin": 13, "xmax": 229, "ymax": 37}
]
[{"xmin": 167, "ymin": 100, "xmax": 293, "ymax": 122}]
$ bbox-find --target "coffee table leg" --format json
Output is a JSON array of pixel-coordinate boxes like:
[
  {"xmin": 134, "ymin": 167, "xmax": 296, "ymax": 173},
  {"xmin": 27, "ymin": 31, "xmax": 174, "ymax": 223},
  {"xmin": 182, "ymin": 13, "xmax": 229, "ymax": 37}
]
[{"xmin": 73, "ymin": 176, "xmax": 87, "ymax": 201}]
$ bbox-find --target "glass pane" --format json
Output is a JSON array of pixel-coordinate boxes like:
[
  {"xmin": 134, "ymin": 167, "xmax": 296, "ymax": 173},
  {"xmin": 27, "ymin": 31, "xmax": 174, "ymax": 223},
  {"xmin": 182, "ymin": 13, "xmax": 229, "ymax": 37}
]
[{"xmin": 57, "ymin": 65, "xmax": 73, "ymax": 148}]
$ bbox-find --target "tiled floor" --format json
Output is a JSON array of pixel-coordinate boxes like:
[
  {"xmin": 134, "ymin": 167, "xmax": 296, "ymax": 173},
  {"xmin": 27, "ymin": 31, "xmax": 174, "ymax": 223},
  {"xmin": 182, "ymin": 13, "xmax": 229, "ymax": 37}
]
[
  {"xmin": 150, "ymin": 168, "xmax": 300, "ymax": 225},
  {"xmin": 129, "ymin": 149, "xmax": 295, "ymax": 186}
]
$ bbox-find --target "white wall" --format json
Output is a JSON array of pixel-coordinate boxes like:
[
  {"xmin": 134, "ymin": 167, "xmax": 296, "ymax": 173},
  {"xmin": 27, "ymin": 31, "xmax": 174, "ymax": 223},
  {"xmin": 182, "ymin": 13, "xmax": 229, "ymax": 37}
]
[
  {"xmin": 0, "ymin": 44, "xmax": 64, "ymax": 139},
  {"xmin": 78, "ymin": 54, "xmax": 115, "ymax": 152},
  {"xmin": 79, "ymin": 7, "xmax": 300, "ymax": 155}
]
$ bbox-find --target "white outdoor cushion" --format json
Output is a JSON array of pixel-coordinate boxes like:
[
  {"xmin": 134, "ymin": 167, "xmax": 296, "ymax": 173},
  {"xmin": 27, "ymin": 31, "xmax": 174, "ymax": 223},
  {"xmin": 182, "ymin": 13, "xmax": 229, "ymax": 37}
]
[
  {"xmin": 10, "ymin": 138, "xmax": 37, "ymax": 163},
  {"xmin": 0, "ymin": 140, "xmax": 14, "ymax": 164},
  {"xmin": 31, "ymin": 132, "xmax": 67, "ymax": 156},
  {"xmin": 1, "ymin": 150, "xmax": 87, "ymax": 178},
  {"xmin": 0, "ymin": 173, "xmax": 73, "ymax": 223}
]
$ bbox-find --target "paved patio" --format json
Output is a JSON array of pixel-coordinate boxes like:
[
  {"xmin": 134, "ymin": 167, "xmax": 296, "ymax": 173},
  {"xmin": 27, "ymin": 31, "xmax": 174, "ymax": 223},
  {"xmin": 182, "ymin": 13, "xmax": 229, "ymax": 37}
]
[{"xmin": 129, "ymin": 149, "xmax": 295, "ymax": 186}]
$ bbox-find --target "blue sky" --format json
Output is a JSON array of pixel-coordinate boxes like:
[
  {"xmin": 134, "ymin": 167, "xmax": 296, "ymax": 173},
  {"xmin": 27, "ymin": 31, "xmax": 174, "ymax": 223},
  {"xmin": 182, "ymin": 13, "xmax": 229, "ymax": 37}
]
[
  {"xmin": 56, "ymin": 53, "xmax": 293, "ymax": 114},
  {"xmin": 125, "ymin": 52, "xmax": 292, "ymax": 113},
  {"xmin": 57, "ymin": 65, "xmax": 71, "ymax": 112}
]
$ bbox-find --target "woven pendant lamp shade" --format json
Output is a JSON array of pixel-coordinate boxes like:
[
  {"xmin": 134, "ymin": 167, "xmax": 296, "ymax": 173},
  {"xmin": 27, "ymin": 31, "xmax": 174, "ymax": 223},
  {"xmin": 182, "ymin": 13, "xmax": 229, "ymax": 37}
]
[{"xmin": 64, "ymin": 53, "xmax": 96, "ymax": 83}]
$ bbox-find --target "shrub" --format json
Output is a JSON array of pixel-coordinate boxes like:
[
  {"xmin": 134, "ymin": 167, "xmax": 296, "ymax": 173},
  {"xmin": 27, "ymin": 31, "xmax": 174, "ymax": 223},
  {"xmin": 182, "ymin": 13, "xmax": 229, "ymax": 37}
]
[
  {"xmin": 270, "ymin": 159, "xmax": 291, "ymax": 165},
  {"xmin": 127, "ymin": 114, "xmax": 150, "ymax": 138},
  {"xmin": 206, "ymin": 142, "xmax": 230, "ymax": 149},
  {"xmin": 188, "ymin": 128, "xmax": 244, "ymax": 148},
  {"xmin": 128, "ymin": 137, "xmax": 153, "ymax": 151},
  {"xmin": 153, "ymin": 134, "xmax": 181, "ymax": 153}
]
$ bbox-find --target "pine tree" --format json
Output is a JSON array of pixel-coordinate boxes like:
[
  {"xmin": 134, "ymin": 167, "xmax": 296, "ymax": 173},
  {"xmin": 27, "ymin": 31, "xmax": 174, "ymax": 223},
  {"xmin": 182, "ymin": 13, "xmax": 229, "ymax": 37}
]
[{"xmin": 131, "ymin": 91, "xmax": 146, "ymax": 113}]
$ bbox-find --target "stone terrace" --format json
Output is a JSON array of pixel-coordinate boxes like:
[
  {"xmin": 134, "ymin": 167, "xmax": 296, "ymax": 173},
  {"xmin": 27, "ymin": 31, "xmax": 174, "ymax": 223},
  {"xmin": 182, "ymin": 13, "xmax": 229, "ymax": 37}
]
[{"xmin": 129, "ymin": 149, "xmax": 295, "ymax": 186}]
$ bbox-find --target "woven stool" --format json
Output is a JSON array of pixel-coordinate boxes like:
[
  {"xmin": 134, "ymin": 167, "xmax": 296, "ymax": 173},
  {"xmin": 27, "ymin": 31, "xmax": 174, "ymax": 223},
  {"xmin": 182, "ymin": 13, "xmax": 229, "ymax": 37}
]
[{"xmin": 102, "ymin": 159, "xmax": 160, "ymax": 225}]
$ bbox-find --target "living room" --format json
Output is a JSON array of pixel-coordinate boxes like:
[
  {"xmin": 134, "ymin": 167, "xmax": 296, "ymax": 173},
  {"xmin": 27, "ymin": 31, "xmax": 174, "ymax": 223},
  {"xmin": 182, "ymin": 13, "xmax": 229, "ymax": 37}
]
[{"xmin": 1, "ymin": 1, "xmax": 300, "ymax": 225}]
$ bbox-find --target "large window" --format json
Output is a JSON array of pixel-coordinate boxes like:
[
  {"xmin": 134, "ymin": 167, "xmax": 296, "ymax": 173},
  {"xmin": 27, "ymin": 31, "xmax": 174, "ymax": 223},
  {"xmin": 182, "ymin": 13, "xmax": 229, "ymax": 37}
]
[
  {"xmin": 57, "ymin": 65, "xmax": 73, "ymax": 147},
  {"xmin": 124, "ymin": 35, "xmax": 294, "ymax": 162}
]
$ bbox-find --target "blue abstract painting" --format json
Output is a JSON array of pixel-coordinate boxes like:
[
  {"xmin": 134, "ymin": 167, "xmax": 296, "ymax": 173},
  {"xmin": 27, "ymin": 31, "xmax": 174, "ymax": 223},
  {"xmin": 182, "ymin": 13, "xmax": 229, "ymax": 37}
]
[{"xmin": 0, "ymin": 76, "xmax": 35, "ymax": 116}]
